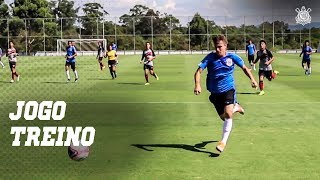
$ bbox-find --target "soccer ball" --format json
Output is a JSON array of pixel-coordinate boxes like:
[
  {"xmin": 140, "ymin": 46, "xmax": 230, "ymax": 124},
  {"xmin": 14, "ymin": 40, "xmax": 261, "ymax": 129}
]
[{"xmin": 68, "ymin": 142, "xmax": 90, "ymax": 161}]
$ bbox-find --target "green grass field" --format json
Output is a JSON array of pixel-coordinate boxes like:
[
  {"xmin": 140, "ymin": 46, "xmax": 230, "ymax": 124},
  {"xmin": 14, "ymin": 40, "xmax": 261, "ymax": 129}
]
[{"xmin": 1, "ymin": 53, "xmax": 320, "ymax": 179}]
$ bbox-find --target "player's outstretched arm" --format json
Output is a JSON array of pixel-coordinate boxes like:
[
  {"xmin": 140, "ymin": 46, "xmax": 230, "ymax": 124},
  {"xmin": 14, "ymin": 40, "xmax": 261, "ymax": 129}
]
[
  {"xmin": 242, "ymin": 65, "xmax": 258, "ymax": 89},
  {"xmin": 194, "ymin": 67, "xmax": 203, "ymax": 95}
]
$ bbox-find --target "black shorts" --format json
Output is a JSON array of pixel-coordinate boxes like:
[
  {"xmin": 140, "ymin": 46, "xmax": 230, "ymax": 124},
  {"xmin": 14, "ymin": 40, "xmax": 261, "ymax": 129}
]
[
  {"xmin": 108, "ymin": 60, "xmax": 117, "ymax": 67},
  {"xmin": 209, "ymin": 89, "xmax": 236, "ymax": 116},
  {"xmin": 302, "ymin": 58, "xmax": 311, "ymax": 64},
  {"xmin": 259, "ymin": 70, "xmax": 273, "ymax": 81},
  {"xmin": 65, "ymin": 61, "xmax": 76, "ymax": 70},
  {"xmin": 143, "ymin": 64, "xmax": 154, "ymax": 70},
  {"xmin": 9, "ymin": 61, "xmax": 16, "ymax": 69},
  {"xmin": 248, "ymin": 55, "xmax": 254, "ymax": 63}
]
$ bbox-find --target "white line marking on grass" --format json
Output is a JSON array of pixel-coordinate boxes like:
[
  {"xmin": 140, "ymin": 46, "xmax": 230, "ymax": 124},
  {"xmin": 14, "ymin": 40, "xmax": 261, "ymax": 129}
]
[{"xmin": 1, "ymin": 101, "xmax": 320, "ymax": 104}]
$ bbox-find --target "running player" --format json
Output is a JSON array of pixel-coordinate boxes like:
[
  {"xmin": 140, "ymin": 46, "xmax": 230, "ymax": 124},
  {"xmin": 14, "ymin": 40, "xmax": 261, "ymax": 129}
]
[
  {"xmin": 65, "ymin": 41, "xmax": 78, "ymax": 82},
  {"xmin": 106, "ymin": 44, "xmax": 118, "ymax": 79},
  {"xmin": 0, "ymin": 47, "xmax": 5, "ymax": 68},
  {"xmin": 194, "ymin": 35, "xmax": 258, "ymax": 153},
  {"xmin": 140, "ymin": 42, "xmax": 159, "ymax": 85},
  {"xmin": 246, "ymin": 40, "xmax": 256, "ymax": 70},
  {"xmin": 254, "ymin": 40, "xmax": 279, "ymax": 95},
  {"xmin": 97, "ymin": 41, "xmax": 105, "ymax": 70},
  {"xmin": 299, "ymin": 40, "xmax": 312, "ymax": 75},
  {"xmin": 7, "ymin": 41, "xmax": 20, "ymax": 83}
]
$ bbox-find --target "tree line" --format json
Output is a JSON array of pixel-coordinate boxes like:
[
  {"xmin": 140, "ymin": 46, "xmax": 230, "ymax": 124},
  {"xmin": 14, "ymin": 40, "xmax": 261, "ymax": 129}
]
[{"xmin": 0, "ymin": 0, "xmax": 318, "ymax": 54}]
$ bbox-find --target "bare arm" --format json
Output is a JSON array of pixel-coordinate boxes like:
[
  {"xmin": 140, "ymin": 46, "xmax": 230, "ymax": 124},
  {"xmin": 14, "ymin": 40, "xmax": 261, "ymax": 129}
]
[
  {"xmin": 242, "ymin": 65, "xmax": 258, "ymax": 88},
  {"xmin": 194, "ymin": 67, "xmax": 203, "ymax": 95}
]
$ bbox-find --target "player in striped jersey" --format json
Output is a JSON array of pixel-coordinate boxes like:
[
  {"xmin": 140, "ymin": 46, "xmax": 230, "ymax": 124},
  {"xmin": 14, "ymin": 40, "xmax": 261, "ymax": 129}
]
[
  {"xmin": 254, "ymin": 40, "xmax": 279, "ymax": 95},
  {"xmin": 7, "ymin": 41, "xmax": 20, "ymax": 83},
  {"xmin": 194, "ymin": 35, "xmax": 258, "ymax": 153},
  {"xmin": 97, "ymin": 41, "xmax": 105, "ymax": 70},
  {"xmin": 140, "ymin": 42, "xmax": 158, "ymax": 85}
]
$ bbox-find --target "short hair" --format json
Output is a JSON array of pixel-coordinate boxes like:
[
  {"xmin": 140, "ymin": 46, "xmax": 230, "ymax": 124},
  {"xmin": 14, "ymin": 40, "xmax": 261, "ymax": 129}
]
[
  {"xmin": 305, "ymin": 40, "xmax": 310, "ymax": 43},
  {"xmin": 259, "ymin": 40, "xmax": 267, "ymax": 45},
  {"xmin": 213, "ymin": 35, "xmax": 228, "ymax": 45}
]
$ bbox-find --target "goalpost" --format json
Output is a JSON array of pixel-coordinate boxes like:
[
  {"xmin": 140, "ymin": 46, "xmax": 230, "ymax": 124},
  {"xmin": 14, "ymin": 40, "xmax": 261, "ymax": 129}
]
[{"xmin": 57, "ymin": 39, "xmax": 107, "ymax": 56}]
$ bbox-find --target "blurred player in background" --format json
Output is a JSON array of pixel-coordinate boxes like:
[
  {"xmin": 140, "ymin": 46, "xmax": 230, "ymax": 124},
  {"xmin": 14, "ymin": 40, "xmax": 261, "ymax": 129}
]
[
  {"xmin": 7, "ymin": 41, "xmax": 20, "ymax": 83},
  {"xmin": 0, "ymin": 47, "xmax": 5, "ymax": 68},
  {"xmin": 194, "ymin": 35, "xmax": 258, "ymax": 153},
  {"xmin": 65, "ymin": 41, "xmax": 78, "ymax": 82},
  {"xmin": 140, "ymin": 42, "xmax": 158, "ymax": 85},
  {"xmin": 300, "ymin": 40, "xmax": 312, "ymax": 75},
  {"xmin": 254, "ymin": 40, "xmax": 279, "ymax": 95},
  {"xmin": 246, "ymin": 39, "xmax": 256, "ymax": 70},
  {"xmin": 106, "ymin": 44, "xmax": 118, "ymax": 79},
  {"xmin": 97, "ymin": 41, "xmax": 106, "ymax": 70},
  {"xmin": 111, "ymin": 42, "xmax": 117, "ymax": 51}
]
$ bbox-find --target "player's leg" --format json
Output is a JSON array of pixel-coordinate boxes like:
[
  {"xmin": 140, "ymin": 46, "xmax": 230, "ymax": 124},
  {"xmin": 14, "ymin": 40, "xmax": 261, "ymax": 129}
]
[
  {"xmin": 265, "ymin": 70, "xmax": 273, "ymax": 81},
  {"xmin": 98, "ymin": 58, "xmax": 105, "ymax": 70},
  {"xmin": 306, "ymin": 59, "xmax": 311, "ymax": 75},
  {"xmin": 108, "ymin": 61, "xmax": 114, "ymax": 79},
  {"xmin": 216, "ymin": 90, "xmax": 236, "ymax": 152},
  {"xmin": 0, "ymin": 58, "xmax": 4, "ymax": 68},
  {"xmin": 149, "ymin": 67, "xmax": 159, "ymax": 80},
  {"xmin": 65, "ymin": 63, "xmax": 71, "ymax": 82},
  {"xmin": 302, "ymin": 59, "xmax": 308, "ymax": 74},
  {"xmin": 258, "ymin": 70, "xmax": 265, "ymax": 95},
  {"xmin": 112, "ymin": 63, "xmax": 117, "ymax": 78},
  {"xmin": 71, "ymin": 62, "xmax": 78, "ymax": 82},
  {"xmin": 144, "ymin": 67, "xmax": 150, "ymax": 85},
  {"xmin": 9, "ymin": 62, "xmax": 15, "ymax": 82},
  {"xmin": 232, "ymin": 93, "xmax": 244, "ymax": 115}
]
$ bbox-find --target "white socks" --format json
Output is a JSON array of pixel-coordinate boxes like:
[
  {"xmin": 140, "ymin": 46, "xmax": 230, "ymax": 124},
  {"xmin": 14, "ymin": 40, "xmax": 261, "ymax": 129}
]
[
  {"xmin": 221, "ymin": 118, "xmax": 233, "ymax": 144},
  {"xmin": 74, "ymin": 70, "xmax": 78, "ymax": 79},
  {"xmin": 0, "ymin": 61, "xmax": 4, "ymax": 68},
  {"xmin": 66, "ymin": 70, "xmax": 70, "ymax": 79}
]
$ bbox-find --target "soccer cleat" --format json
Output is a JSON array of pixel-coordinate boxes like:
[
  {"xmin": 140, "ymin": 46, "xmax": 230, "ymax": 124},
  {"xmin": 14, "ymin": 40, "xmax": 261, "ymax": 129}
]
[
  {"xmin": 10, "ymin": 79, "xmax": 14, "ymax": 83},
  {"xmin": 145, "ymin": 82, "xmax": 150, "ymax": 86},
  {"xmin": 274, "ymin": 70, "xmax": 279, "ymax": 75},
  {"xmin": 216, "ymin": 141, "xmax": 226, "ymax": 153},
  {"xmin": 155, "ymin": 74, "xmax": 159, "ymax": 80},
  {"xmin": 17, "ymin": 75, "xmax": 20, "ymax": 82},
  {"xmin": 67, "ymin": 79, "xmax": 70, "ymax": 83},
  {"xmin": 75, "ymin": 78, "xmax": 78, "ymax": 82},
  {"xmin": 102, "ymin": 66, "xmax": 106, "ymax": 70},
  {"xmin": 253, "ymin": 66, "xmax": 256, "ymax": 71},
  {"xmin": 258, "ymin": 90, "xmax": 265, "ymax": 96}
]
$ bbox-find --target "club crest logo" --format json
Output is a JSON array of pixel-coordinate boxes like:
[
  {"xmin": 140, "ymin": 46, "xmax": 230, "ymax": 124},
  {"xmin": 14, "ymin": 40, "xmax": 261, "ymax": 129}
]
[
  {"xmin": 295, "ymin": 6, "xmax": 312, "ymax": 26},
  {"xmin": 225, "ymin": 58, "xmax": 233, "ymax": 66}
]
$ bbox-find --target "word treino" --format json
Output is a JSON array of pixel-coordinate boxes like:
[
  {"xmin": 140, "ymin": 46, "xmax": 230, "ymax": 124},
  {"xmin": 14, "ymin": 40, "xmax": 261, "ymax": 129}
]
[{"xmin": 9, "ymin": 101, "xmax": 96, "ymax": 147}]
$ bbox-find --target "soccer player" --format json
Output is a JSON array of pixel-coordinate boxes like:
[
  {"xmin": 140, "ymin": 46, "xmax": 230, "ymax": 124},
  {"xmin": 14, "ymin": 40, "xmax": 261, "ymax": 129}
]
[
  {"xmin": 0, "ymin": 47, "xmax": 5, "ymax": 68},
  {"xmin": 299, "ymin": 40, "xmax": 312, "ymax": 75},
  {"xmin": 111, "ymin": 42, "xmax": 117, "ymax": 51},
  {"xmin": 7, "ymin": 41, "xmax": 20, "ymax": 83},
  {"xmin": 65, "ymin": 41, "xmax": 78, "ymax": 82},
  {"xmin": 97, "ymin": 41, "xmax": 105, "ymax": 70},
  {"xmin": 106, "ymin": 44, "xmax": 118, "ymax": 79},
  {"xmin": 246, "ymin": 40, "xmax": 256, "ymax": 70},
  {"xmin": 254, "ymin": 40, "xmax": 279, "ymax": 96},
  {"xmin": 140, "ymin": 42, "xmax": 159, "ymax": 85},
  {"xmin": 194, "ymin": 35, "xmax": 258, "ymax": 153}
]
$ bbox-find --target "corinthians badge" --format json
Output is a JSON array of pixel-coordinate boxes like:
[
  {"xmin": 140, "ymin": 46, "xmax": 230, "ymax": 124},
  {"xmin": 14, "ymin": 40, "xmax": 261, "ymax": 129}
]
[{"xmin": 295, "ymin": 6, "xmax": 312, "ymax": 26}]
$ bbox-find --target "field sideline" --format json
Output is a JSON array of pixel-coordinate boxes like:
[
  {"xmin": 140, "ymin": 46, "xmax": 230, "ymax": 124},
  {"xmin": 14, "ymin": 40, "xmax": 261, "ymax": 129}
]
[{"xmin": 0, "ymin": 53, "xmax": 320, "ymax": 179}]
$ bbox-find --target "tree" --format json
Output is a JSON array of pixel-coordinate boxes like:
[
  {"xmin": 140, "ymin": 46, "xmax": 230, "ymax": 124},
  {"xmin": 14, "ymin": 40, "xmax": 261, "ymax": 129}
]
[
  {"xmin": 0, "ymin": 0, "xmax": 10, "ymax": 46},
  {"xmin": 80, "ymin": 3, "xmax": 108, "ymax": 37},
  {"xmin": 189, "ymin": 13, "xmax": 207, "ymax": 49},
  {"xmin": 50, "ymin": 0, "xmax": 79, "ymax": 31}
]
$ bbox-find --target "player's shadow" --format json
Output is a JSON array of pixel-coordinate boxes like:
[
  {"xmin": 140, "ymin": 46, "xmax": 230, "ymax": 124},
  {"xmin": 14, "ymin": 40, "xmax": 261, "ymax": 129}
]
[
  {"xmin": 117, "ymin": 82, "xmax": 143, "ymax": 86},
  {"xmin": 42, "ymin": 81, "xmax": 72, "ymax": 84},
  {"xmin": 131, "ymin": 140, "xmax": 220, "ymax": 158},
  {"xmin": 237, "ymin": 92, "xmax": 259, "ymax": 95}
]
